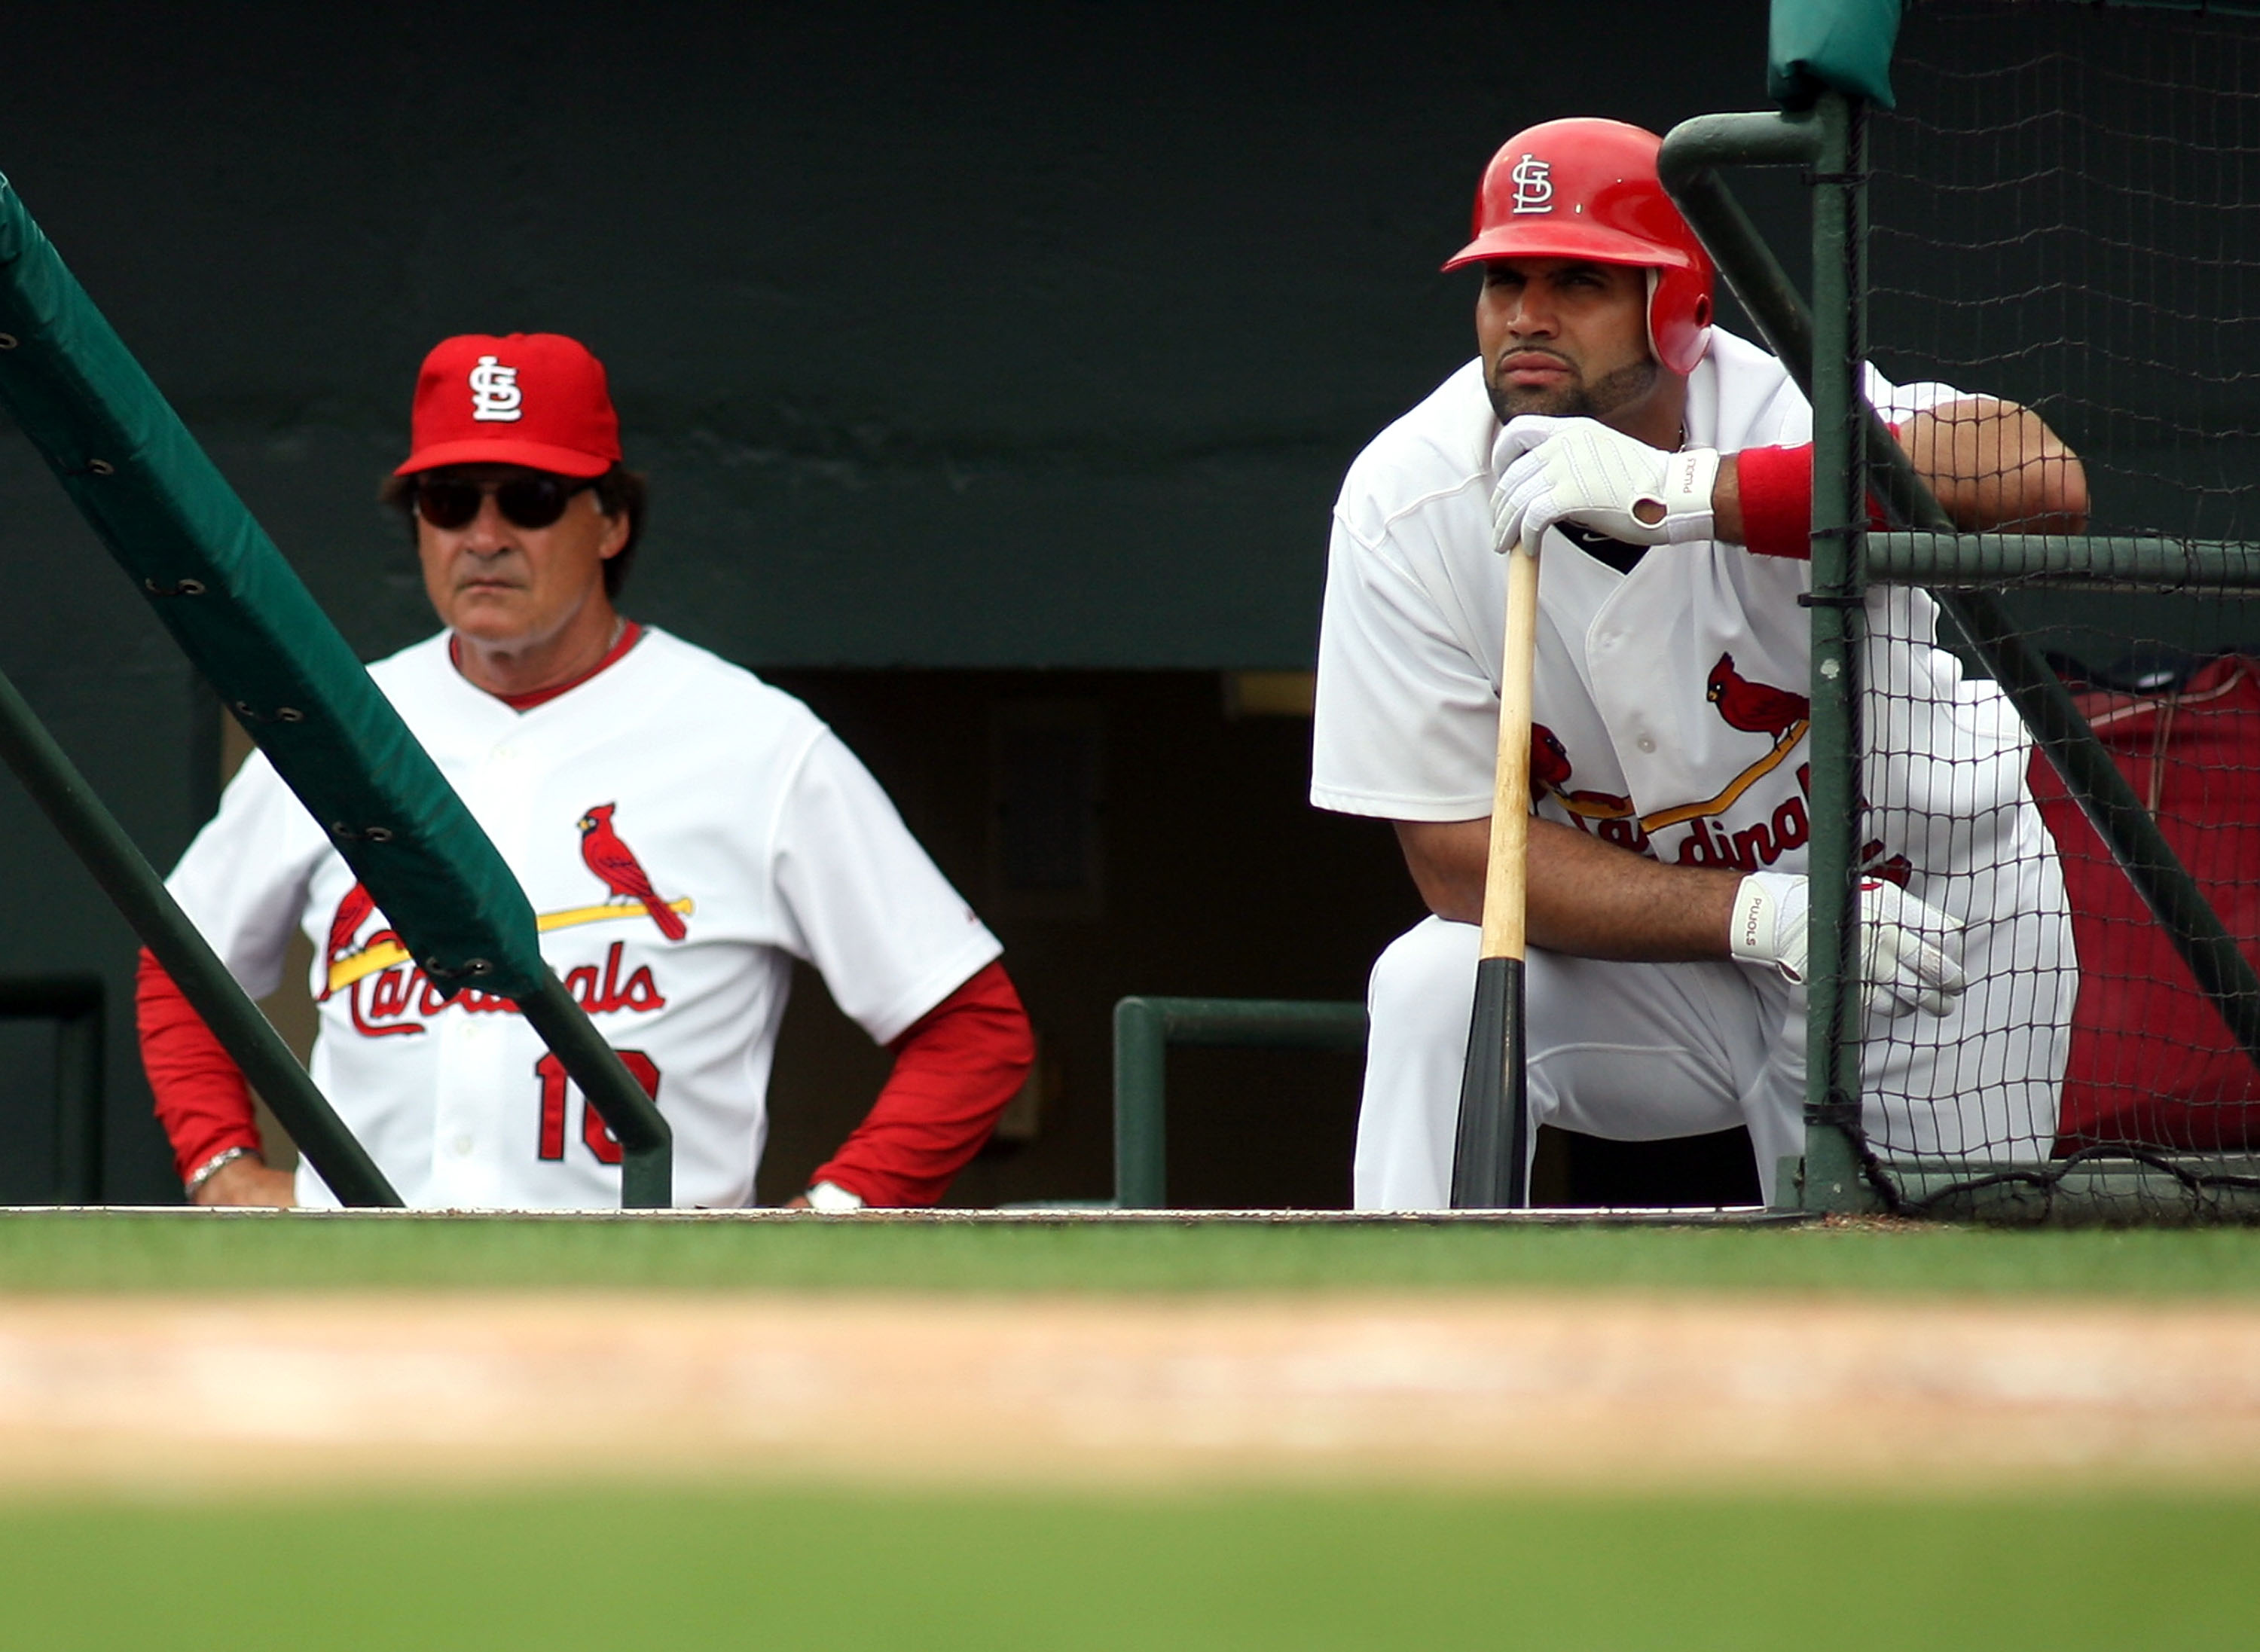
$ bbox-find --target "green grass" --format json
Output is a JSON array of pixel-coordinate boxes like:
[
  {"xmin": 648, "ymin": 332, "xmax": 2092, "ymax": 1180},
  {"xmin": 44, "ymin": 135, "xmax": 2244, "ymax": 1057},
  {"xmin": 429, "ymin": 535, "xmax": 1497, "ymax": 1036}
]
[
  {"xmin": 5, "ymin": 1224, "xmax": 2247, "ymax": 1647},
  {"xmin": 0, "ymin": 1484, "xmax": 2251, "ymax": 1649},
  {"xmin": 0, "ymin": 1210, "xmax": 2257, "ymax": 1295}
]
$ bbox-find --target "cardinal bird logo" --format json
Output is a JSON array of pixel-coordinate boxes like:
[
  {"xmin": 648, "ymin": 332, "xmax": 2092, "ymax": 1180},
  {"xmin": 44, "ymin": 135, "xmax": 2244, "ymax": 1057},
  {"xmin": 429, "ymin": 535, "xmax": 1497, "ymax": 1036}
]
[
  {"xmin": 1528, "ymin": 722, "xmax": 1643, "ymax": 849},
  {"xmin": 318, "ymin": 882, "xmax": 379, "ymax": 1001},
  {"xmin": 576, "ymin": 804, "xmax": 689, "ymax": 942},
  {"xmin": 1530, "ymin": 723, "xmax": 1573, "ymax": 803},
  {"xmin": 1706, "ymin": 652, "xmax": 1810, "ymax": 743}
]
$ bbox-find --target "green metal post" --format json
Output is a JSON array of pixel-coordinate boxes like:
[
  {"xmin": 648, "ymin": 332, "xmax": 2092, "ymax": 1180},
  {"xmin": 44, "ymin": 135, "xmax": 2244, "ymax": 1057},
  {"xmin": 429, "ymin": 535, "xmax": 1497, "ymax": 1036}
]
[
  {"xmin": 518, "ymin": 974, "xmax": 673, "ymax": 1208},
  {"xmin": 1665, "ymin": 105, "xmax": 2260, "ymax": 1191},
  {"xmin": 1658, "ymin": 111, "xmax": 1822, "ymax": 389},
  {"xmin": 0, "ymin": 663, "xmax": 402, "ymax": 1207},
  {"xmin": 1800, "ymin": 91, "xmax": 1875, "ymax": 1213},
  {"xmin": 1662, "ymin": 102, "xmax": 2260, "ymax": 1214},
  {"xmin": 1113, "ymin": 998, "xmax": 1168, "ymax": 1208},
  {"xmin": 1665, "ymin": 118, "xmax": 2260, "ymax": 1079},
  {"xmin": 1868, "ymin": 532, "xmax": 2260, "ymax": 590}
]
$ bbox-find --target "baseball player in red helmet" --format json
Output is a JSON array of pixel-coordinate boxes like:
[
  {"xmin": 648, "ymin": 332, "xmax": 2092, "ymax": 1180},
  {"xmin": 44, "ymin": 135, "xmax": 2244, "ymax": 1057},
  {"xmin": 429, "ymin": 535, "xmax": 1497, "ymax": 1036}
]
[
  {"xmin": 1312, "ymin": 119, "xmax": 2090, "ymax": 1206},
  {"xmin": 141, "ymin": 333, "xmax": 1034, "ymax": 1209}
]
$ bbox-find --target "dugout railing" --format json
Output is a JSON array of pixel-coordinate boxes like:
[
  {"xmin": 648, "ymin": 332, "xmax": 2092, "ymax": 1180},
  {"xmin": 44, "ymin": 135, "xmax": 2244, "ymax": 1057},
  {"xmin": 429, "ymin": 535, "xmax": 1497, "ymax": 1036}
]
[
  {"xmin": 1111, "ymin": 996, "xmax": 1367, "ymax": 1209},
  {"xmin": 0, "ymin": 180, "xmax": 674, "ymax": 1208},
  {"xmin": 1662, "ymin": 0, "xmax": 2260, "ymax": 1222}
]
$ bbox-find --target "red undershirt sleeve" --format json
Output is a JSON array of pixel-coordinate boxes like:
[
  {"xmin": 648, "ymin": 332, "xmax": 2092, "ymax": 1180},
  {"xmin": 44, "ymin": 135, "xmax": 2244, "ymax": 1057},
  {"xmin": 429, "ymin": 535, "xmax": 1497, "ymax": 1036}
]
[
  {"xmin": 136, "ymin": 948, "xmax": 262, "ymax": 1184},
  {"xmin": 807, "ymin": 959, "xmax": 1036, "ymax": 1208}
]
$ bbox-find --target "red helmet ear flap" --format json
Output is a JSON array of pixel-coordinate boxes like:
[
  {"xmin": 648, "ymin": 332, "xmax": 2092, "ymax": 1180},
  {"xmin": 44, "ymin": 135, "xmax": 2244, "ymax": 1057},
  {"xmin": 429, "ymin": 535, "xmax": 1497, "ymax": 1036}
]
[{"xmin": 1647, "ymin": 261, "xmax": 1715, "ymax": 376}]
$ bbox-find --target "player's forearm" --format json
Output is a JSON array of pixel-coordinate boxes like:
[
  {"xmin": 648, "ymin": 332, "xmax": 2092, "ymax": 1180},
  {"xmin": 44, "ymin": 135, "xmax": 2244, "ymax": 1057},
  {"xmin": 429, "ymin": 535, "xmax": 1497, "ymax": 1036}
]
[
  {"xmin": 1393, "ymin": 817, "xmax": 1742, "ymax": 960},
  {"xmin": 1526, "ymin": 823, "xmax": 1743, "ymax": 959},
  {"xmin": 1709, "ymin": 397, "xmax": 2088, "ymax": 549},
  {"xmin": 1896, "ymin": 398, "xmax": 2088, "ymax": 531}
]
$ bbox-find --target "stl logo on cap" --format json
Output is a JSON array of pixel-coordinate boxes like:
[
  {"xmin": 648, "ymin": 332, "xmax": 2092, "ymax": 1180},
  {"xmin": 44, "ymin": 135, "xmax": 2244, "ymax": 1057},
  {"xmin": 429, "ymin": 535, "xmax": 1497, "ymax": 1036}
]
[
  {"xmin": 1509, "ymin": 153, "xmax": 1553, "ymax": 215},
  {"xmin": 396, "ymin": 333, "xmax": 622, "ymax": 478},
  {"xmin": 469, "ymin": 354, "xmax": 524, "ymax": 423}
]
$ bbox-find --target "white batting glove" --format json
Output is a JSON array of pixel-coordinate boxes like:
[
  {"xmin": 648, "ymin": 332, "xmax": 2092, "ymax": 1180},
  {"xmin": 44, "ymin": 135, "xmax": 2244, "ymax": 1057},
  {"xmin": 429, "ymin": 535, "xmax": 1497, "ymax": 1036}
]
[
  {"xmin": 1727, "ymin": 870, "xmax": 1968, "ymax": 1019},
  {"xmin": 1490, "ymin": 414, "xmax": 1721, "ymax": 554}
]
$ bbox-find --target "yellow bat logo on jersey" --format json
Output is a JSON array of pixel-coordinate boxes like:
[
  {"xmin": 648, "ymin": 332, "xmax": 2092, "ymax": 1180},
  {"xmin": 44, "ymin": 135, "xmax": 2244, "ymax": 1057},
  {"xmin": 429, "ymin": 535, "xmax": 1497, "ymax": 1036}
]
[{"xmin": 323, "ymin": 896, "xmax": 697, "ymax": 997}]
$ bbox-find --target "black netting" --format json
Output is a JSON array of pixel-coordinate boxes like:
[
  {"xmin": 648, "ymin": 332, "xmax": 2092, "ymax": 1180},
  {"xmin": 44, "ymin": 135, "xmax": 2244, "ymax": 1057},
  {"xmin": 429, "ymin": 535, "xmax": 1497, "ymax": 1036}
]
[
  {"xmin": 1876, "ymin": 1, "xmax": 2260, "ymax": 542},
  {"xmin": 1853, "ymin": 0, "xmax": 2260, "ymax": 1218}
]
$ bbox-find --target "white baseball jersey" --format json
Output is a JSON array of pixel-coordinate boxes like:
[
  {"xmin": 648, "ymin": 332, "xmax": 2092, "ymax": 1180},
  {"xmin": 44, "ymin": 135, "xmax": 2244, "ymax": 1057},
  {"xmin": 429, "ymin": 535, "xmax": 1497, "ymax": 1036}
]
[
  {"xmin": 166, "ymin": 627, "xmax": 1002, "ymax": 1209},
  {"xmin": 1315, "ymin": 326, "xmax": 2073, "ymax": 1169}
]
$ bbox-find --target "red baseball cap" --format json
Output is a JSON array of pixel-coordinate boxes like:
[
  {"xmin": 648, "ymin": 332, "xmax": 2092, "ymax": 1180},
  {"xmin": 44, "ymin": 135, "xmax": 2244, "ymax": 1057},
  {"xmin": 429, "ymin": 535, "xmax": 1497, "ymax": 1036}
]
[{"xmin": 394, "ymin": 332, "xmax": 623, "ymax": 478}]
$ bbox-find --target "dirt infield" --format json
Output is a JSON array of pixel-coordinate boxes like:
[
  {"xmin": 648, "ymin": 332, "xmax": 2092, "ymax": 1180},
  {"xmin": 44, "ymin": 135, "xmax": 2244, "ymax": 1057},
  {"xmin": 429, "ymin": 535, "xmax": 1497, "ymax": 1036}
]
[{"xmin": 3, "ymin": 1288, "xmax": 2256, "ymax": 1493}]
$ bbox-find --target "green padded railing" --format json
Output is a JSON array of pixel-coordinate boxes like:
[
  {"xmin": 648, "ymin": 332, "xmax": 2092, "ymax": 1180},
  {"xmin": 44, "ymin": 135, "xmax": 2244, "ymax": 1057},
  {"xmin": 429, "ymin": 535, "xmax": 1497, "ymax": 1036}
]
[
  {"xmin": 0, "ymin": 174, "xmax": 672, "ymax": 1206},
  {"xmin": 1113, "ymin": 996, "xmax": 1367, "ymax": 1209},
  {"xmin": 0, "ymin": 628, "xmax": 400, "ymax": 1205}
]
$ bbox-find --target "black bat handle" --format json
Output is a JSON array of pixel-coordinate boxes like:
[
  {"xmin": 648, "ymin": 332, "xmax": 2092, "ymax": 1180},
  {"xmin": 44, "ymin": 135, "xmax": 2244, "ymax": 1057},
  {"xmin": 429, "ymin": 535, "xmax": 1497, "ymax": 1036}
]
[{"xmin": 1451, "ymin": 954, "xmax": 1529, "ymax": 1208}]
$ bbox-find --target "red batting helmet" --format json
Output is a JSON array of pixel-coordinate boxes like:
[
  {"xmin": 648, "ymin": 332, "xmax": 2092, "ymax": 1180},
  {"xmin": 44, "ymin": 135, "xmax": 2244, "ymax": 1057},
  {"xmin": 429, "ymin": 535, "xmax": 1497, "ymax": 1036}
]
[{"xmin": 1443, "ymin": 118, "xmax": 1715, "ymax": 376}]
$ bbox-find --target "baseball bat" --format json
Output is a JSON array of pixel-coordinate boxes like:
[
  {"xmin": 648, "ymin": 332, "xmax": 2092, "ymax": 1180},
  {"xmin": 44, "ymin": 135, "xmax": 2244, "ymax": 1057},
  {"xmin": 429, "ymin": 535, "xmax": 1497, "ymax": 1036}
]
[{"xmin": 1450, "ymin": 527, "xmax": 1541, "ymax": 1208}]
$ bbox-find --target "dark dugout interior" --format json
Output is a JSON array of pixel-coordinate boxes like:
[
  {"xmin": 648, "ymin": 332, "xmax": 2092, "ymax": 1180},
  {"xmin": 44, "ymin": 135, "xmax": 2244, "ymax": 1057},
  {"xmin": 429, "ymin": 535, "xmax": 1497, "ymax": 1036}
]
[{"xmin": 0, "ymin": 0, "xmax": 1806, "ymax": 1203}]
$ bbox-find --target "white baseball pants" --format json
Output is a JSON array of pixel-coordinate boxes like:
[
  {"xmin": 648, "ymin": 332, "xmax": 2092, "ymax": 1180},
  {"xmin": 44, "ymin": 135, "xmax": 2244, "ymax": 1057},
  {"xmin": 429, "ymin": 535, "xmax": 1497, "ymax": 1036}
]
[
  {"xmin": 1354, "ymin": 919, "xmax": 1806, "ymax": 1209},
  {"xmin": 1353, "ymin": 881, "xmax": 2072, "ymax": 1211}
]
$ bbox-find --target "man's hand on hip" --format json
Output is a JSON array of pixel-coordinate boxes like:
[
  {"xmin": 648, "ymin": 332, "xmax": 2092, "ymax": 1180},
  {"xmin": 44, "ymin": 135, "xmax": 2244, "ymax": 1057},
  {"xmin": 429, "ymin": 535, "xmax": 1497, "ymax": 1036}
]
[{"xmin": 1490, "ymin": 415, "xmax": 1720, "ymax": 553}]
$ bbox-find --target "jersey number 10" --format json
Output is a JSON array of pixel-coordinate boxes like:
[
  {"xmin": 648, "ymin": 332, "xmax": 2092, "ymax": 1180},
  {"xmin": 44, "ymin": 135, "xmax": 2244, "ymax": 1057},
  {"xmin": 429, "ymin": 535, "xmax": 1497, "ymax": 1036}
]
[{"xmin": 534, "ymin": 1049, "xmax": 661, "ymax": 1165}]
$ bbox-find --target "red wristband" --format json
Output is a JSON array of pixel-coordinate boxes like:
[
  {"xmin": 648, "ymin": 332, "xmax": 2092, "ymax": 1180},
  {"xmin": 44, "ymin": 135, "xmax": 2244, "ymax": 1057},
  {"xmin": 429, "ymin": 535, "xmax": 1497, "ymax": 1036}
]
[
  {"xmin": 1734, "ymin": 443, "xmax": 1816, "ymax": 560},
  {"xmin": 1733, "ymin": 437, "xmax": 1895, "ymax": 560}
]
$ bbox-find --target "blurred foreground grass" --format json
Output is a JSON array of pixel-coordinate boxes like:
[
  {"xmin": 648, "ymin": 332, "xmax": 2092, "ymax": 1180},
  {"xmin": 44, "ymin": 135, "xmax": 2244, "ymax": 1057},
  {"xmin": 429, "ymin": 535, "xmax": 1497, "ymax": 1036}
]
[
  {"xmin": 1, "ymin": 1485, "xmax": 2249, "ymax": 1650},
  {"xmin": 0, "ymin": 1210, "xmax": 2255, "ymax": 1296}
]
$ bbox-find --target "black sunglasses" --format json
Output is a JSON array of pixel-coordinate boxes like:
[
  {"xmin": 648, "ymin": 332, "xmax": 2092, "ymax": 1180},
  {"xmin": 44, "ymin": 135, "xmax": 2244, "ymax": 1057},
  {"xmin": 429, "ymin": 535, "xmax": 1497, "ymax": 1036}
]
[{"xmin": 413, "ymin": 473, "xmax": 595, "ymax": 531}]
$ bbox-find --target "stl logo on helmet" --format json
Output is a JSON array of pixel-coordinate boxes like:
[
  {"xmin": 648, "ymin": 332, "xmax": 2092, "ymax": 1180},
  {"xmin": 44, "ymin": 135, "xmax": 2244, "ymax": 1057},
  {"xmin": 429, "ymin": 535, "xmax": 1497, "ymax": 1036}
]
[
  {"xmin": 1509, "ymin": 154, "xmax": 1553, "ymax": 215},
  {"xmin": 468, "ymin": 354, "xmax": 524, "ymax": 423}
]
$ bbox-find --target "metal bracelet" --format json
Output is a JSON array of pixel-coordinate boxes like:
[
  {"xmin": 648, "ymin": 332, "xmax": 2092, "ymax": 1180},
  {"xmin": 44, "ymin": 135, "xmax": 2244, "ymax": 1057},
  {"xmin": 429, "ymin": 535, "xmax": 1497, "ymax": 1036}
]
[{"xmin": 184, "ymin": 1145, "xmax": 260, "ymax": 1199}]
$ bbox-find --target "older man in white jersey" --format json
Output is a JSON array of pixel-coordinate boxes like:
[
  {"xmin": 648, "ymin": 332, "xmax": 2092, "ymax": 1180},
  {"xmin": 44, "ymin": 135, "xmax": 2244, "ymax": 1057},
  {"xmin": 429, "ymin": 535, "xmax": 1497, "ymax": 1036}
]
[{"xmin": 141, "ymin": 333, "xmax": 1034, "ymax": 1209}]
